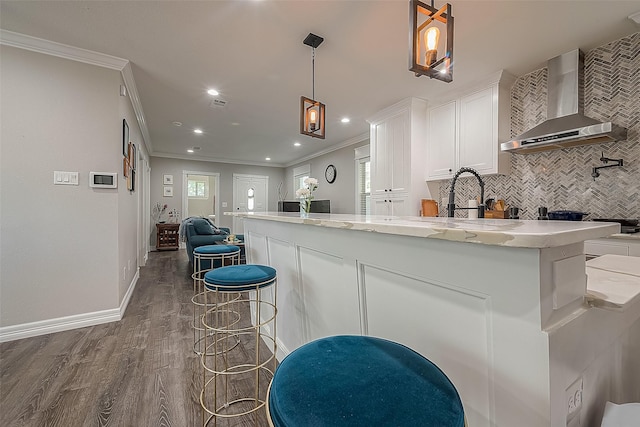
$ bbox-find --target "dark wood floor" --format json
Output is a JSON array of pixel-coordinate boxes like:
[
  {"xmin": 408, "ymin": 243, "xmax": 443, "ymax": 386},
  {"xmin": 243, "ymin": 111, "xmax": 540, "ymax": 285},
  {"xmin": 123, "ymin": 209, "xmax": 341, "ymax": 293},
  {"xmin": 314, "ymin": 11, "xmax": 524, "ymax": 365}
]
[{"xmin": 0, "ymin": 250, "xmax": 271, "ymax": 427}]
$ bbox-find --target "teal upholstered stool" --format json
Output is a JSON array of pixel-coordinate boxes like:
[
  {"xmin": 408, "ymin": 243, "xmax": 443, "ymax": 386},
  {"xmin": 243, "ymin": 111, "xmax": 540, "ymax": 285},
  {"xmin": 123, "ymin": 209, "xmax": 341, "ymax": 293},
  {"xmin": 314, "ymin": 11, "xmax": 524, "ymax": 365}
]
[
  {"xmin": 200, "ymin": 264, "xmax": 278, "ymax": 426},
  {"xmin": 192, "ymin": 244, "xmax": 241, "ymax": 356},
  {"xmin": 266, "ymin": 335, "xmax": 465, "ymax": 427}
]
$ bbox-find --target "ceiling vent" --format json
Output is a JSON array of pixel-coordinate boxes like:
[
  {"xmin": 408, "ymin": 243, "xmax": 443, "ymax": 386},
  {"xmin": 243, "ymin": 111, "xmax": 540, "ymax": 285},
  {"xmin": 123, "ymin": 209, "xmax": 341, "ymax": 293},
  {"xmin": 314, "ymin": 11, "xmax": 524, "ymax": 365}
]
[{"xmin": 209, "ymin": 98, "xmax": 228, "ymax": 108}]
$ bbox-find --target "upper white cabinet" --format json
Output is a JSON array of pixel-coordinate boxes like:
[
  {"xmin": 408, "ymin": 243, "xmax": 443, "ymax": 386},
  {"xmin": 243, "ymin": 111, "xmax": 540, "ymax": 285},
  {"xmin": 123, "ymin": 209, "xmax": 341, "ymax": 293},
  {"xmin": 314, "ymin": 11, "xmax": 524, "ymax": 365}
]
[
  {"xmin": 426, "ymin": 71, "xmax": 515, "ymax": 181},
  {"xmin": 368, "ymin": 98, "xmax": 431, "ymax": 216}
]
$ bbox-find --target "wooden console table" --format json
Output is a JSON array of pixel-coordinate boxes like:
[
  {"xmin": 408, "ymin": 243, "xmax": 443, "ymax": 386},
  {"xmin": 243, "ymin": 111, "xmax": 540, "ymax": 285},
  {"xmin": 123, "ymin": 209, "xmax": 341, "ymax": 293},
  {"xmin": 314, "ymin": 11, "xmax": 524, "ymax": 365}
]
[{"xmin": 156, "ymin": 223, "xmax": 180, "ymax": 250}]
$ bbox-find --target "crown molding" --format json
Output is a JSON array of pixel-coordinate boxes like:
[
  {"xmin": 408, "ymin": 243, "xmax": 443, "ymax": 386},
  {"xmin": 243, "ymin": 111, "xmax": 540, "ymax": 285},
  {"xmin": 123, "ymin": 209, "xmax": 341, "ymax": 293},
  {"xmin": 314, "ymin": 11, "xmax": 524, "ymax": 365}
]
[
  {"xmin": 152, "ymin": 132, "xmax": 370, "ymax": 169},
  {"xmin": 151, "ymin": 152, "xmax": 284, "ymax": 168},
  {"xmin": 0, "ymin": 29, "xmax": 128, "ymax": 70},
  {"xmin": 284, "ymin": 132, "xmax": 370, "ymax": 168},
  {"xmin": 121, "ymin": 63, "xmax": 153, "ymax": 153},
  {"xmin": 1, "ymin": 29, "xmax": 154, "ymax": 155}
]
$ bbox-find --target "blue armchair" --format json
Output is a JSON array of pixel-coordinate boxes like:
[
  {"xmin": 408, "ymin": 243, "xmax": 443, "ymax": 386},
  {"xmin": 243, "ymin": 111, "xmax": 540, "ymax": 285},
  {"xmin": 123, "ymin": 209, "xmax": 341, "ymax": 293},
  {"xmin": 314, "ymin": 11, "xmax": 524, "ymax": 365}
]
[{"xmin": 184, "ymin": 218, "xmax": 243, "ymax": 267}]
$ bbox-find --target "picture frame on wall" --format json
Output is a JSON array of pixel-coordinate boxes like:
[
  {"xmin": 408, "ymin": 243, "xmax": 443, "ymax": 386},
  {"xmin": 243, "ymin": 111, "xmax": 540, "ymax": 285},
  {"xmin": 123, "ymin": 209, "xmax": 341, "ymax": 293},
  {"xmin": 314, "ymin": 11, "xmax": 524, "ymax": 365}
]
[
  {"xmin": 163, "ymin": 186, "xmax": 173, "ymax": 197},
  {"xmin": 128, "ymin": 142, "xmax": 136, "ymax": 171},
  {"xmin": 129, "ymin": 169, "xmax": 135, "ymax": 192},
  {"xmin": 163, "ymin": 174, "xmax": 173, "ymax": 185},
  {"xmin": 123, "ymin": 157, "xmax": 129, "ymax": 177},
  {"xmin": 122, "ymin": 119, "xmax": 129, "ymax": 158}
]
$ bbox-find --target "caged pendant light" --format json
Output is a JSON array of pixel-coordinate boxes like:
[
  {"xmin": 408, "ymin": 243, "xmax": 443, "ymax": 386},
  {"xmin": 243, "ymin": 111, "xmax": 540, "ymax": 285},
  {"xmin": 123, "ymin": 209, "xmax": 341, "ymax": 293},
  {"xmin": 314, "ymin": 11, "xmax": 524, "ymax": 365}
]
[
  {"xmin": 409, "ymin": 0, "xmax": 454, "ymax": 83},
  {"xmin": 300, "ymin": 33, "xmax": 326, "ymax": 139}
]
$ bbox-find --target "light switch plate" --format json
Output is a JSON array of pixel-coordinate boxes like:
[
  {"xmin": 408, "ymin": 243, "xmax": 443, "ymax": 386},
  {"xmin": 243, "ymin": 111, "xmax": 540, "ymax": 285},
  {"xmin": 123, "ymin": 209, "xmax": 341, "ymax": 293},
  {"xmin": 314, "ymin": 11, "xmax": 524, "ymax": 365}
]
[{"xmin": 54, "ymin": 171, "xmax": 79, "ymax": 185}]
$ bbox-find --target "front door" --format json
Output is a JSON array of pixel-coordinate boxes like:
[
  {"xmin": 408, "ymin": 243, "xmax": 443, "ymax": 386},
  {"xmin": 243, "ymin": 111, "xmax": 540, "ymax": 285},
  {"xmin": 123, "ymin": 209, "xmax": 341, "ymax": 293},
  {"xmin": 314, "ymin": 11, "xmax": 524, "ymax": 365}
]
[{"xmin": 232, "ymin": 174, "xmax": 268, "ymax": 234}]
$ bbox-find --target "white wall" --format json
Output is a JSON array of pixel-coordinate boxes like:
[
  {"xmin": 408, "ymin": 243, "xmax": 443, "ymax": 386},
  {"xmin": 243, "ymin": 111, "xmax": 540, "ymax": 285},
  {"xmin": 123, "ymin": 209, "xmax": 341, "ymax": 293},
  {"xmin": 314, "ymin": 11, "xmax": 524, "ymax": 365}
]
[
  {"xmin": 149, "ymin": 157, "xmax": 285, "ymax": 237},
  {"xmin": 0, "ymin": 45, "xmax": 141, "ymax": 333},
  {"xmin": 285, "ymin": 140, "xmax": 369, "ymax": 214}
]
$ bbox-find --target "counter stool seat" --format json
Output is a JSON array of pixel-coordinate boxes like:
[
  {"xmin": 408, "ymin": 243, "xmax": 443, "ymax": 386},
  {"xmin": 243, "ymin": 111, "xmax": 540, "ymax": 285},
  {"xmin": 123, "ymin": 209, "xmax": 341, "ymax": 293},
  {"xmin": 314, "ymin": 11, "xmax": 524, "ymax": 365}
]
[
  {"xmin": 204, "ymin": 264, "xmax": 276, "ymax": 292},
  {"xmin": 267, "ymin": 335, "xmax": 465, "ymax": 427},
  {"xmin": 195, "ymin": 244, "xmax": 241, "ymax": 255}
]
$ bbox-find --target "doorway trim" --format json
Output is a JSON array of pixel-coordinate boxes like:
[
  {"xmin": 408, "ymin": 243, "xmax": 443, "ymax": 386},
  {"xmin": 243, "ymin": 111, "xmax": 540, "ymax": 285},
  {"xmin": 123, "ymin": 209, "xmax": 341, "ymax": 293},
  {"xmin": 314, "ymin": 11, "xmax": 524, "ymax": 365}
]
[{"xmin": 182, "ymin": 170, "xmax": 221, "ymax": 226}]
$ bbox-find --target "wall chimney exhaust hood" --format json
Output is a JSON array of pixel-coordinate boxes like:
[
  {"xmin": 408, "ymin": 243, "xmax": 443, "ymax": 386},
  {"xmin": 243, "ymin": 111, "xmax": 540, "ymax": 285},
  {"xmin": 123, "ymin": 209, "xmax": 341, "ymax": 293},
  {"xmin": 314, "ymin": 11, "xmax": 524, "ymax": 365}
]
[{"xmin": 501, "ymin": 49, "xmax": 627, "ymax": 154}]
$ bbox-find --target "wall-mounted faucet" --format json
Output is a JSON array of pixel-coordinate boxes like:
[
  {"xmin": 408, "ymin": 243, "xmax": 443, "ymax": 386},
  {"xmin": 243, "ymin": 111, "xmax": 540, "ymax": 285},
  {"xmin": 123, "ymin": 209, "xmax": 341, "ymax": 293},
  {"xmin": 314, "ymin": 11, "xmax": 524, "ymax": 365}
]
[
  {"xmin": 447, "ymin": 167, "xmax": 485, "ymax": 218},
  {"xmin": 591, "ymin": 152, "xmax": 623, "ymax": 180}
]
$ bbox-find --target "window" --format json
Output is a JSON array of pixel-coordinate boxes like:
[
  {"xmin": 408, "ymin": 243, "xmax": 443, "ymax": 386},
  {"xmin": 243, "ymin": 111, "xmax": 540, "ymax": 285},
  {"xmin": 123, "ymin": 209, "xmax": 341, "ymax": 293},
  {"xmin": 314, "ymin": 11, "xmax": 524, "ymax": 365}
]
[
  {"xmin": 355, "ymin": 145, "xmax": 371, "ymax": 215},
  {"xmin": 188, "ymin": 179, "xmax": 208, "ymax": 198},
  {"xmin": 293, "ymin": 164, "xmax": 311, "ymax": 196},
  {"xmin": 247, "ymin": 187, "xmax": 255, "ymax": 211},
  {"xmin": 357, "ymin": 157, "xmax": 371, "ymax": 215}
]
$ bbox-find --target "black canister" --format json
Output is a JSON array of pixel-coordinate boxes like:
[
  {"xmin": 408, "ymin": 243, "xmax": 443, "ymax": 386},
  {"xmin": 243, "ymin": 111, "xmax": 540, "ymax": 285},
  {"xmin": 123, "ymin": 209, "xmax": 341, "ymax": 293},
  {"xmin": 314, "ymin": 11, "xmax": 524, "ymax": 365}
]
[
  {"xmin": 538, "ymin": 206, "xmax": 549, "ymax": 220},
  {"xmin": 509, "ymin": 207, "xmax": 520, "ymax": 219}
]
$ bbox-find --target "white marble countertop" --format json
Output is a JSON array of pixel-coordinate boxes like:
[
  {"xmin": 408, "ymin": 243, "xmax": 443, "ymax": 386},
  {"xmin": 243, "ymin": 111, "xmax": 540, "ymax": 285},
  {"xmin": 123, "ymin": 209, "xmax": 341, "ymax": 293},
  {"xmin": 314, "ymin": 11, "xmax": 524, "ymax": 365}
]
[{"xmin": 227, "ymin": 212, "xmax": 620, "ymax": 249}]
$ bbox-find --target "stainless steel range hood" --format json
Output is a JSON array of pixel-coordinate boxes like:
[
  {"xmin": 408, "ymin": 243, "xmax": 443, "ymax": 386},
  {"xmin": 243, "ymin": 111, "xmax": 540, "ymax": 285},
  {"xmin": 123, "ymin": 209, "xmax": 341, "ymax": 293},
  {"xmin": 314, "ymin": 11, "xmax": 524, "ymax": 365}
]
[{"xmin": 501, "ymin": 49, "xmax": 627, "ymax": 154}]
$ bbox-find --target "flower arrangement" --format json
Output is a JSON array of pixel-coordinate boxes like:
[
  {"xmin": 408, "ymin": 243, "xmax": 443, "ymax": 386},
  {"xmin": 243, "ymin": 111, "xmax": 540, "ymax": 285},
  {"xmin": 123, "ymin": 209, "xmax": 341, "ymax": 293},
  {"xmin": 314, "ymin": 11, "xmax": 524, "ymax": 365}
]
[
  {"xmin": 295, "ymin": 177, "xmax": 318, "ymax": 214},
  {"xmin": 153, "ymin": 202, "xmax": 168, "ymax": 223}
]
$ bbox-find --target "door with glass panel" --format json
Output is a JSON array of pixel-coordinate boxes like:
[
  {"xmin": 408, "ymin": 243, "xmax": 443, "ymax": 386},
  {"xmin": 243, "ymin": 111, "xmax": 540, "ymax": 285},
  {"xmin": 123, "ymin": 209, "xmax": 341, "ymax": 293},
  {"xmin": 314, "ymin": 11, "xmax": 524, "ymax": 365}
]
[{"xmin": 232, "ymin": 174, "xmax": 268, "ymax": 234}]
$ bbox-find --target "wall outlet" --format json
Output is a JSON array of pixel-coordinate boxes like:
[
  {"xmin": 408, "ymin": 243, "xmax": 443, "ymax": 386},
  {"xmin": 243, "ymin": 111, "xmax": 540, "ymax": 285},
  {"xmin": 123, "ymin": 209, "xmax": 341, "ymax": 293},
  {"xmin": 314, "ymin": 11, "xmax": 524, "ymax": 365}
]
[
  {"xmin": 222, "ymin": 202, "xmax": 228, "ymax": 208},
  {"xmin": 566, "ymin": 377, "xmax": 583, "ymax": 421}
]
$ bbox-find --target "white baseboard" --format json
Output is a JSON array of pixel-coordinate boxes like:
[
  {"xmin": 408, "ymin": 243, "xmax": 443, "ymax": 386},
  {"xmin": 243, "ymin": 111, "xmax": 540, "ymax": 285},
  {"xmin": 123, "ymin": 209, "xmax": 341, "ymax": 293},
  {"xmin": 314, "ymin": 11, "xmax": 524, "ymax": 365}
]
[
  {"xmin": 0, "ymin": 308, "xmax": 121, "ymax": 343},
  {"xmin": 0, "ymin": 270, "xmax": 140, "ymax": 343},
  {"xmin": 120, "ymin": 268, "xmax": 139, "ymax": 317}
]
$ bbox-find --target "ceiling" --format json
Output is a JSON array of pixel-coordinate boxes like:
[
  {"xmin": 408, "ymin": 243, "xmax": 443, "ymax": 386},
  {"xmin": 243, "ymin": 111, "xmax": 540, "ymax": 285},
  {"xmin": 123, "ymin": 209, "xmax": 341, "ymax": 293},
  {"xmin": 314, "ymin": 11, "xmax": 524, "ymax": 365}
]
[{"xmin": 1, "ymin": 1, "xmax": 638, "ymax": 167}]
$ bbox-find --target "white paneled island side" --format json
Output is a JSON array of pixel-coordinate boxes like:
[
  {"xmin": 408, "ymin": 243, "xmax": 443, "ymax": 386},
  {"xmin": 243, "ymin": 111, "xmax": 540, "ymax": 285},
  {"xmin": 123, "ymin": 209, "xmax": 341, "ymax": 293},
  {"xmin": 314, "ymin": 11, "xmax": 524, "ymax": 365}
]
[{"xmin": 228, "ymin": 212, "xmax": 640, "ymax": 427}]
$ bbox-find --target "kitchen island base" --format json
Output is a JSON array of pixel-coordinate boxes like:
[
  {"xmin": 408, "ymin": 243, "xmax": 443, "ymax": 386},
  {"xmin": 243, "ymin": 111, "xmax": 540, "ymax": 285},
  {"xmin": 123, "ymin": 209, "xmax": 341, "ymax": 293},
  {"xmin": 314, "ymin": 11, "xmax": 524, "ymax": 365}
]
[{"xmin": 235, "ymin": 213, "xmax": 639, "ymax": 427}]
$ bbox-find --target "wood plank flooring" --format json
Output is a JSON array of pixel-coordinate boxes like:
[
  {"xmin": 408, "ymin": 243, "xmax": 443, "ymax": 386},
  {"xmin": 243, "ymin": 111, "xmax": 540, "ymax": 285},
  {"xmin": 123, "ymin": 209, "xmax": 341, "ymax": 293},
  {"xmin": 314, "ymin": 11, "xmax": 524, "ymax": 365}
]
[{"xmin": 0, "ymin": 250, "xmax": 271, "ymax": 427}]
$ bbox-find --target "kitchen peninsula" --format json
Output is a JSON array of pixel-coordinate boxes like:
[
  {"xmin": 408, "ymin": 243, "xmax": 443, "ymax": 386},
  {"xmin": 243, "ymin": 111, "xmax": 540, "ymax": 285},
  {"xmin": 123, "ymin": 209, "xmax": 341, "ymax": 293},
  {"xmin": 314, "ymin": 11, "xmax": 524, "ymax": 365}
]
[{"xmin": 230, "ymin": 212, "xmax": 640, "ymax": 427}]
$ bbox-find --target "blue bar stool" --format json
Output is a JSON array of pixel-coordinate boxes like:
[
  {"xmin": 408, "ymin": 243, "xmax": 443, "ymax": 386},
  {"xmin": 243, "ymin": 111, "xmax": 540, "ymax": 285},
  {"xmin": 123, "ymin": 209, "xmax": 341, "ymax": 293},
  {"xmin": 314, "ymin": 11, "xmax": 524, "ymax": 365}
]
[
  {"xmin": 192, "ymin": 245, "xmax": 241, "ymax": 356},
  {"xmin": 201, "ymin": 264, "xmax": 278, "ymax": 426},
  {"xmin": 266, "ymin": 335, "xmax": 466, "ymax": 427}
]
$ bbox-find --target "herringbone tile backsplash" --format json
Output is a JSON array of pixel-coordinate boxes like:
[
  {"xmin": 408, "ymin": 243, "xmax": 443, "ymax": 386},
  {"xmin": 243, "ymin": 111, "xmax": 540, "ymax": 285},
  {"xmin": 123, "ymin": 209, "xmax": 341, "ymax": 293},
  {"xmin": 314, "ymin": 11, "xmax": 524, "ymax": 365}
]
[{"xmin": 439, "ymin": 32, "xmax": 639, "ymax": 220}]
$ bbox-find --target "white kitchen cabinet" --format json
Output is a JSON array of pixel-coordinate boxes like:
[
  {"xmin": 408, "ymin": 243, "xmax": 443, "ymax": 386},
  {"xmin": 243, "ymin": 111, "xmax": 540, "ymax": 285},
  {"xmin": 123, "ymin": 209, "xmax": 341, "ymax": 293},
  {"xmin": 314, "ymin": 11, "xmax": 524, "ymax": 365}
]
[
  {"xmin": 426, "ymin": 71, "xmax": 514, "ymax": 181},
  {"xmin": 585, "ymin": 237, "xmax": 640, "ymax": 257},
  {"xmin": 372, "ymin": 194, "xmax": 408, "ymax": 216},
  {"xmin": 368, "ymin": 98, "xmax": 430, "ymax": 216}
]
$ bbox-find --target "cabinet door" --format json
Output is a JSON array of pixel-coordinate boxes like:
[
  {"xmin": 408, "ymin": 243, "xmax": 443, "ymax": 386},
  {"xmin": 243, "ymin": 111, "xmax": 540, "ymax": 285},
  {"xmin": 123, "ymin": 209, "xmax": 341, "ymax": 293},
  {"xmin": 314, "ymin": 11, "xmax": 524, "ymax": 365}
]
[
  {"xmin": 371, "ymin": 111, "xmax": 410, "ymax": 194},
  {"xmin": 387, "ymin": 112, "xmax": 410, "ymax": 193},
  {"xmin": 458, "ymin": 87, "xmax": 496, "ymax": 174},
  {"xmin": 389, "ymin": 195, "xmax": 409, "ymax": 216},
  {"xmin": 372, "ymin": 196, "xmax": 390, "ymax": 216},
  {"xmin": 370, "ymin": 121, "xmax": 389, "ymax": 196},
  {"xmin": 426, "ymin": 101, "xmax": 457, "ymax": 181}
]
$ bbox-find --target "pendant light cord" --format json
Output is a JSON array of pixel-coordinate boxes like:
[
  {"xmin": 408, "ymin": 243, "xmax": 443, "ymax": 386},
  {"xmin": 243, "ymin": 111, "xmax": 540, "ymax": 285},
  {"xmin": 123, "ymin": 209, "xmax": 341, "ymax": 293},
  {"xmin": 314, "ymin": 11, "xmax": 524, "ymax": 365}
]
[{"xmin": 312, "ymin": 47, "xmax": 315, "ymax": 100}]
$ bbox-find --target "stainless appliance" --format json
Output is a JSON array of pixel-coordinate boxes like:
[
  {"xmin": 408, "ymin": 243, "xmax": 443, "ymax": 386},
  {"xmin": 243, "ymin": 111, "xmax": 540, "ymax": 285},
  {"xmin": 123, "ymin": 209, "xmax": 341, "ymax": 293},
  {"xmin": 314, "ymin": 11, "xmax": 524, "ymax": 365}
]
[{"xmin": 501, "ymin": 49, "xmax": 627, "ymax": 154}]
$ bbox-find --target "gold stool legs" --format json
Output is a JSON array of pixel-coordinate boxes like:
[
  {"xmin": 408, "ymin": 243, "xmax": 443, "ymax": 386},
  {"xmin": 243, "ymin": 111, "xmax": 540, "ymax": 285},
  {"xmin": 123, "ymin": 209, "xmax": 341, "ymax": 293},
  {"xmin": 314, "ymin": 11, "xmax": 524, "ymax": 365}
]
[{"xmin": 200, "ymin": 278, "xmax": 278, "ymax": 426}]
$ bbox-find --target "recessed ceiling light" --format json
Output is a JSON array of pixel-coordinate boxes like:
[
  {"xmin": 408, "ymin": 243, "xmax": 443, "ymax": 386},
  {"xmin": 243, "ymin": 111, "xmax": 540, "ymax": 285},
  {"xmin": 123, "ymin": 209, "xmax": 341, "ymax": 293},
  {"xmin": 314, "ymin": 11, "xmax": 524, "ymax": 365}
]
[
  {"xmin": 265, "ymin": 157, "xmax": 271, "ymax": 161},
  {"xmin": 187, "ymin": 149, "xmax": 194, "ymax": 153},
  {"xmin": 231, "ymin": 122, "xmax": 240, "ymax": 126},
  {"xmin": 172, "ymin": 121, "xmax": 182, "ymax": 127},
  {"xmin": 194, "ymin": 128, "xmax": 203, "ymax": 134},
  {"xmin": 294, "ymin": 142, "xmax": 301, "ymax": 147},
  {"xmin": 207, "ymin": 89, "xmax": 219, "ymax": 96},
  {"xmin": 341, "ymin": 117, "xmax": 350, "ymax": 123}
]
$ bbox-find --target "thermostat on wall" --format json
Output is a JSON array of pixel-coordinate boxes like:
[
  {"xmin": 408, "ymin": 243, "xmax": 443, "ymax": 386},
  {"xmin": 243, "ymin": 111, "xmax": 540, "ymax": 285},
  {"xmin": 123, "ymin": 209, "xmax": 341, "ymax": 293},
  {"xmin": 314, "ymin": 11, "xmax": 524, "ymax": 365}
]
[{"xmin": 89, "ymin": 172, "xmax": 118, "ymax": 188}]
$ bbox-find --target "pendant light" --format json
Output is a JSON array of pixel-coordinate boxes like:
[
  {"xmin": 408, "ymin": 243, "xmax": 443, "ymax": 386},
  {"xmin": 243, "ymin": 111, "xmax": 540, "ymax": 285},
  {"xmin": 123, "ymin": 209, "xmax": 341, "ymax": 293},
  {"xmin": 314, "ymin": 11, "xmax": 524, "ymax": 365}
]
[
  {"xmin": 300, "ymin": 33, "xmax": 326, "ymax": 139},
  {"xmin": 409, "ymin": 0, "xmax": 454, "ymax": 83}
]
